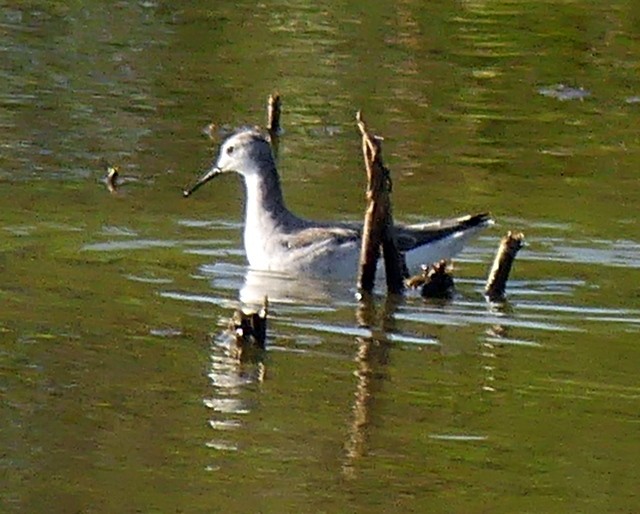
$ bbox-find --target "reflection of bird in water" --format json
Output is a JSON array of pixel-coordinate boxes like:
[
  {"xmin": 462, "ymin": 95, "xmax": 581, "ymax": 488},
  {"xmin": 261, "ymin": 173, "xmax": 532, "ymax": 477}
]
[
  {"xmin": 239, "ymin": 268, "xmax": 353, "ymax": 307},
  {"xmin": 204, "ymin": 321, "xmax": 267, "ymax": 453}
]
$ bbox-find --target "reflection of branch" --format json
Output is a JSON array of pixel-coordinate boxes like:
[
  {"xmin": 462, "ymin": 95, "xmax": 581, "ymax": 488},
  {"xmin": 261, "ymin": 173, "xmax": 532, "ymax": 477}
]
[
  {"xmin": 343, "ymin": 296, "xmax": 400, "ymax": 477},
  {"xmin": 482, "ymin": 300, "xmax": 514, "ymax": 392},
  {"xmin": 356, "ymin": 292, "xmax": 403, "ymax": 331}
]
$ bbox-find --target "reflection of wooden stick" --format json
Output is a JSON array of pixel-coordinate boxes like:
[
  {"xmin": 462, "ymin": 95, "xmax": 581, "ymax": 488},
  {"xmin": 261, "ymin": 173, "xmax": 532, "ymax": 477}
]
[
  {"xmin": 485, "ymin": 232, "xmax": 524, "ymax": 301},
  {"xmin": 344, "ymin": 292, "xmax": 400, "ymax": 477},
  {"xmin": 356, "ymin": 111, "xmax": 404, "ymax": 295},
  {"xmin": 266, "ymin": 93, "xmax": 282, "ymax": 135},
  {"xmin": 343, "ymin": 335, "xmax": 392, "ymax": 477}
]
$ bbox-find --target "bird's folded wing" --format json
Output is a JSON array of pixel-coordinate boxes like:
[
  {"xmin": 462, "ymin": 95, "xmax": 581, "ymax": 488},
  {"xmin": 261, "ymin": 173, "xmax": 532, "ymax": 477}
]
[{"xmin": 284, "ymin": 226, "xmax": 360, "ymax": 249}]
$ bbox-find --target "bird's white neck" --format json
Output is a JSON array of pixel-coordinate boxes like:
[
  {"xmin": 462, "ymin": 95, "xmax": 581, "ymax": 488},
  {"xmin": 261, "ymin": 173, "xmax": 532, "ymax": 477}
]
[{"xmin": 242, "ymin": 166, "xmax": 299, "ymax": 267}]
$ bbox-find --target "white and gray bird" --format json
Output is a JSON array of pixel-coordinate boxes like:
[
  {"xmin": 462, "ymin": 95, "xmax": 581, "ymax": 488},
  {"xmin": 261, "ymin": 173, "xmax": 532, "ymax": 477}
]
[{"xmin": 185, "ymin": 128, "xmax": 492, "ymax": 279}]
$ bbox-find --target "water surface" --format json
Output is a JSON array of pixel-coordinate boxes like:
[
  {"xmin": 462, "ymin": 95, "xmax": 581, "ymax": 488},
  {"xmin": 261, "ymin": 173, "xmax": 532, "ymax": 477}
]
[{"xmin": 2, "ymin": 1, "xmax": 640, "ymax": 512}]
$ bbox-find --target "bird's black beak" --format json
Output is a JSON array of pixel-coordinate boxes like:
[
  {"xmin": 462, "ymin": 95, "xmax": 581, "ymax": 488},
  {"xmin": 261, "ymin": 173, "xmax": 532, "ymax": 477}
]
[{"xmin": 183, "ymin": 166, "xmax": 222, "ymax": 197}]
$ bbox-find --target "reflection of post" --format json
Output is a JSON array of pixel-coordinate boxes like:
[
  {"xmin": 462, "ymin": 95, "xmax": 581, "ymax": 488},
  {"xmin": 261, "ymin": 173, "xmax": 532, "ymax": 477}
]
[
  {"xmin": 343, "ymin": 296, "xmax": 399, "ymax": 477},
  {"xmin": 482, "ymin": 233, "xmax": 523, "ymax": 390}
]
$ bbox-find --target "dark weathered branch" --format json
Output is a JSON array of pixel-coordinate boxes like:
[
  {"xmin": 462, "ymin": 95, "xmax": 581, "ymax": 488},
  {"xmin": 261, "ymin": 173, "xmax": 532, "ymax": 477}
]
[
  {"xmin": 485, "ymin": 232, "xmax": 525, "ymax": 301},
  {"xmin": 267, "ymin": 93, "xmax": 282, "ymax": 159},
  {"xmin": 356, "ymin": 111, "xmax": 404, "ymax": 295}
]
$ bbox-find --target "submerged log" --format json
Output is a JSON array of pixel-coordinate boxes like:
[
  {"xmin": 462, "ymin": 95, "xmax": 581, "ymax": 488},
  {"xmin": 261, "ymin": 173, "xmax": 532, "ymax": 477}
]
[
  {"xmin": 356, "ymin": 111, "xmax": 404, "ymax": 295},
  {"xmin": 485, "ymin": 231, "xmax": 525, "ymax": 301},
  {"xmin": 228, "ymin": 297, "xmax": 269, "ymax": 360}
]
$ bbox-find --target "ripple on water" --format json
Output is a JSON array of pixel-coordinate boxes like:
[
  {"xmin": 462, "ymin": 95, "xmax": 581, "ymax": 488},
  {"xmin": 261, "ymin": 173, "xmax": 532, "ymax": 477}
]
[
  {"xmin": 203, "ymin": 398, "xmax": 250, "ymax": 415},
  {"xmin": 527, "ymin": 240, "xmax": 640, "ymax": 269},
  {"xmin": 205, "ymin": 440, "xmax": 238, "ymax": 452},
  {"xmin": 82, "ymin": 239, "xmax": 178, "ymax": 252},
  {"xmin": 125, "ymin": 274, "xmax": 173, "ymax": 285},
  {"xmin": 429, "ymin": 434, "xmax": 489, "ymax": 442},
  {"xmin": 537, "ymin": 84, "xmax": 591, "ymax": 101},
  {"xmin": 149, "ymin": 327, "xmax": 182, "ymax": 337},
  {"xmin": 101, "ymin": 225, "xmax": 138, "ymax": 237},
  {"xmin": 209, "ymin": 419, "xmax": 242, "ymax": 430},
  {"xmin": 160, "ymin": 290, "xmax": 237, "ymax": 309}
]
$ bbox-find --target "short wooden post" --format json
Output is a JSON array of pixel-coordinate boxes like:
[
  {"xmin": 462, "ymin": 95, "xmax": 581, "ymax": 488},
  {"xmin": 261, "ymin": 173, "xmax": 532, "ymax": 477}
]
[{"xmin": 485, "ymin": 232, "xmax": 524, "ymax": 301}]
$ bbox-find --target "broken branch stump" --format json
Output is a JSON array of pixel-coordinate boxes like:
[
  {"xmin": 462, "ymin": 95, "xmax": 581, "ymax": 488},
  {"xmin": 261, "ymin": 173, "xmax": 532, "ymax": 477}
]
[
  {"xmin": 485, "ymin": 231, "xmax": 525, "ymax": 301},
  {"xmin": 356, "ymin": 111, "xmax": 404, "ymax": 295}
]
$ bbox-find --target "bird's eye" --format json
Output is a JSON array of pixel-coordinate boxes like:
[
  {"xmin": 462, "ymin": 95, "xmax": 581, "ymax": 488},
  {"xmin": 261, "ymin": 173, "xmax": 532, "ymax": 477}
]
[{"xmin": 226, "ymin": 145, "xmax": 235, "ymax": 155}]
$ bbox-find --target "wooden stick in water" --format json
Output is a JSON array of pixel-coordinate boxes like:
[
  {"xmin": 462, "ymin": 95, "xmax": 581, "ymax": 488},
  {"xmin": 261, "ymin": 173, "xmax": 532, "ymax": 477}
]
[
  {"xmin": 266, "ymin": 93, "xmax": 282, "ymax": 135},
  {"xmin": 266, "ymin": 93, "xmax": 282, "ymax": 160},
  {"xmin": 356, "ymin": 111, "xmax": 404, "ymax": 295},
  {"xmin": 484, "ymin": 231, "xmax": 525, "ymax": 301}
]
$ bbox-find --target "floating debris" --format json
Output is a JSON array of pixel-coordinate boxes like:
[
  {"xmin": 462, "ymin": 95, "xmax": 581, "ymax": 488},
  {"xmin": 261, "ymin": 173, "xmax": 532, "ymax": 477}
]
[
  {"xmin": 406, "ymin": 260, "xmax": 455, "ymax": 299},
  {"xmin": 538, "ymin": 84, "xmax": 591, "ymax": 101},
  {"xmin": 227, "ymin": 297, "xmax": 268, "ymax": 360}
]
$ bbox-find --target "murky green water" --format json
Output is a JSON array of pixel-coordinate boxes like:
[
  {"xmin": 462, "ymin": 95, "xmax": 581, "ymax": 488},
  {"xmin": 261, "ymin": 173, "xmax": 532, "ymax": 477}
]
[{"xmin": 2, "ymin": 1, "xmax": 640, "ymax": 512}]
